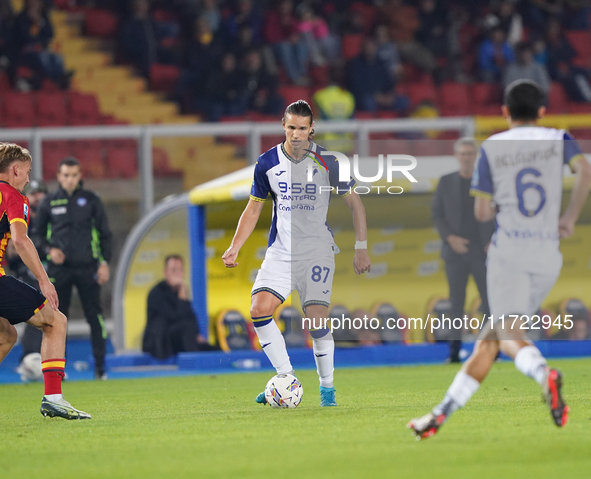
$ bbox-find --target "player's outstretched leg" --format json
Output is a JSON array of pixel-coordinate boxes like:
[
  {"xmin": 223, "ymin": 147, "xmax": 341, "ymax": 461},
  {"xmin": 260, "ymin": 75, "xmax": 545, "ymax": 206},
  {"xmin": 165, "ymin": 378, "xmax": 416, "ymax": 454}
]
[
  {"xmin": 29, "ymin": 307, "xmax": 91, "ymax": 419},
  {"xmin": 506, "ymin": 342, "xmax": 569, "ymax": 427},
  {"xmin": 251, "ymin": 292, "xmax": 293, "ymax": 405},
  {"xmin": 408, "ymin": 339, "xmax": 499, "ymax": 440}
]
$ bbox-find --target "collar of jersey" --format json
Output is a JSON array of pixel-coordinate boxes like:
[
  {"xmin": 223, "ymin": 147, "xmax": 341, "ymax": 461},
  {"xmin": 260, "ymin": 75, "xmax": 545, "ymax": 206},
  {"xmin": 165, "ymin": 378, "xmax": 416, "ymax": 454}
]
[{"xmin": 281, "ymin": 142, "xmax": 312, "ymax": 165}]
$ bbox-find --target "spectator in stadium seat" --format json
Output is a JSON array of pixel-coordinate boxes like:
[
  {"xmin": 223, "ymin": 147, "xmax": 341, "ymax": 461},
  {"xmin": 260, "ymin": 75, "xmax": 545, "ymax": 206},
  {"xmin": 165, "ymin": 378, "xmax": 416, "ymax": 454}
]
[
  {"xmin": 545, "ymin": 18, "xmax": 591, "ymax": 102},
  {"xmin": 296, "ymin": 3, "xmax": 339, "ymax": 67},
  {"xmin": 229, "ymin": 24, "xmax": 277, "ymax": 76},
  {"xmin": 202, "ymin": 52, "xmax": 248, "ymax": 121},
  {"xmin": 241, "ymin": 49, "xmax": 283, "ymax": 115},
  {"xmin": 263, "ymin": 0, "xmax": 309, "ymax": 85},
  {"xmin": 222, "ymin": 0, "xmax": 262, "ymax": 45},
  {"xmin": 482, "ymin": 0, "xmax": 523, "ymax": 46},
  {"xmin": 374, "ymin": 24, "xmax": 402, "ymax": 81},
  {"xmin": 11, "ymin": 0, "xmax": 72, "ymax": 89},
  {"xmin": 416, "ymin": 0, "xmax": 448, "ymax": 58},
  {"xmin": 379, "ymin": 0, "xmax": 436, "ymax": 74},
  {"xmin": 200, "ymin": 0, "xmax": 221, "ymax": 33},
  {"xmin": 346, "ymin": 38, "xmax": 409, "ymax": 113},
  {"xmin": 503, "ymin": 42, "xmax": 550, "ymax": 94},
  {"xmin": 0, "ymin": 0, "xmax": 14, "ymax": 65},
  {"xmin": 478, "ymin": 27, "xmax": 514, "ymax": 83},
  {"xmin": 119, "ymin": 0, "xmax": 179, "ymax": 78},
  {"xmin": 143, "ymin": 255, "xmax": 217, "ymax": 359},
  {"xmin": 432, "ymin": 138, "xmax": 495, "ymax": 363}
]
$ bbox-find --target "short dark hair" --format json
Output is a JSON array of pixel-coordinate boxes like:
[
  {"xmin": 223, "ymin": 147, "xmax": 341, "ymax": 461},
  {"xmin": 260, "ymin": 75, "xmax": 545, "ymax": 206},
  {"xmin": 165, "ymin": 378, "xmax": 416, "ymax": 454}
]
[
  {"xmin": 164, "ymin": 254, "xmax": 184, "ymax": 267},
  {"xmin": 59, "ymin": 156, "xmax": 80, "ymax": 170},
  {"xmin": 504, "ymin": 79, "xmax": 545, "ymax": 121},
  {"xmin": 283, "ymin": 100, "xmax": 315, "ymax": 137}
]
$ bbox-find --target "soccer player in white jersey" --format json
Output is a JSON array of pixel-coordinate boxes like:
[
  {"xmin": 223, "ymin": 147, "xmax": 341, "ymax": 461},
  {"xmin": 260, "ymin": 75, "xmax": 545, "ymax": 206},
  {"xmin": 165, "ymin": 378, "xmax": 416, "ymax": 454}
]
[
  {"xmin": 408, "ymin": 80, "xmax": 591, "ymax": 439},
  {"xmin": 222, "ymin": 100, "xmax": 371, "ymax": 406}
]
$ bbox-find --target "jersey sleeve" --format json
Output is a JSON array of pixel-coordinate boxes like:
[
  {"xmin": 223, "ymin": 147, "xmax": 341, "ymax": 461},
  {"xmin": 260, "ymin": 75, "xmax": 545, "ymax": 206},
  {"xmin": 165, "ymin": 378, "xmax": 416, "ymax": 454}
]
[
  {"xmin": 326, "ymin": 153, "xmax": 356, "ymax": 197},
  {"xmin": 563, "ymin": 132, "xmax": 586, "ymax": 171},
  {"xmin": 250, "ymin": 159, "xmax": 271, "ymax": 202},
  {"xmin": 470, "ymin": 146, "xmax": 493, "ymax": 199},
  {"xmin": 6, "ymin": 190, "xmax": 29, "ymax": 227}
]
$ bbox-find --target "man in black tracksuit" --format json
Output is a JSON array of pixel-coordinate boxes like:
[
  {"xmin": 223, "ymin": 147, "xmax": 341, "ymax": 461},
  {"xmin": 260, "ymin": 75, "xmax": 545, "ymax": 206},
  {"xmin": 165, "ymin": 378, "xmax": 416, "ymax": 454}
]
[{"xmin": 32, "ymin": 157, "xmax": 112, "ymax": 379}]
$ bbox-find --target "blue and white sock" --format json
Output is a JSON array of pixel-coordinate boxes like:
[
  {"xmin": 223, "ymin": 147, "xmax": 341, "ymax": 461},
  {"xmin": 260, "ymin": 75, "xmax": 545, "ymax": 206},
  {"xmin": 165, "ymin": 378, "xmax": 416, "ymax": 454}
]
[
  {"xmin": 310, "ymin": 328, "xmax": 334, "ymax": 388},
  {"xmin": 252, "ymin": 316, "xmax": 293, "ymax": 375}
]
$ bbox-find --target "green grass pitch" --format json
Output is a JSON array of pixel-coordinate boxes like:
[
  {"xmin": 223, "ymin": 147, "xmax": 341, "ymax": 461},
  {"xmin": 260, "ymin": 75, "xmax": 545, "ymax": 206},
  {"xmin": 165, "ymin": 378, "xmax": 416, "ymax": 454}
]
[{"xmin": 1, "ymin": 358, "xmax": 590, "ymax": 479}]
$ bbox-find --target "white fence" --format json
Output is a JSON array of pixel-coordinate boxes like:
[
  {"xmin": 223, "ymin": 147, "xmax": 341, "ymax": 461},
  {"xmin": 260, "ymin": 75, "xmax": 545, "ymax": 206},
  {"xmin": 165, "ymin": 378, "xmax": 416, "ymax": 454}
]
[{"xmin": 0, "ymin": 117, "xmax": 475, "ymax": 215}]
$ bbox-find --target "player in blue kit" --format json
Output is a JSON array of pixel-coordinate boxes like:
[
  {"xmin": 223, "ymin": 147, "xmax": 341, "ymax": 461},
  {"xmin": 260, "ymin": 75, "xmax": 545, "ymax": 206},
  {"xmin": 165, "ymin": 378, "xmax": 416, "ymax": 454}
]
[
  {"xmin": 408, "ymin": 80, "xmax": 591, "ymax": 439},
  {"xmin": 222, "ymin": 100, "xmax": 371, "ymax": 406}
]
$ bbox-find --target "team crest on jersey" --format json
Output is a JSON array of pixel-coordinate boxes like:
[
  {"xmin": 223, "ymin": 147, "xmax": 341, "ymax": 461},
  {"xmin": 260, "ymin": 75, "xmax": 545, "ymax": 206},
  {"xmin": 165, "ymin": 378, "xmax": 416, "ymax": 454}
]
[
  {"xmin": 77, "ymin": 197, "xmax": 87, "ymax": 207},
  {"xmin": 23, "ymin": 203, "xmax": 29, "ymax": 222}
]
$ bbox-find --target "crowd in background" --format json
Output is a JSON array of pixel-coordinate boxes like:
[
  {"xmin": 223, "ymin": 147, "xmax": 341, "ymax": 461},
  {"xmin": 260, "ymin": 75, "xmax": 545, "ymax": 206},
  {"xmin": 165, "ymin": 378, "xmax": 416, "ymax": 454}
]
[{"xmin": 1, "ymin": 0, "xmax": 591, "ymax": 118}]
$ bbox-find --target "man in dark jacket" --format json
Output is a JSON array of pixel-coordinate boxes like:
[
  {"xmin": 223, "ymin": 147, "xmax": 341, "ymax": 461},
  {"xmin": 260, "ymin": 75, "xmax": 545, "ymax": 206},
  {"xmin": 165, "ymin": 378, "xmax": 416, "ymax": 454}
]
[
  {"xmin": 32, "ymin": 157, "xmax": 112, "ymax": 379},
  {"xmin": 143, "ymin": 255, "xmax": 216, "ymax": 359},
  {"xmin": 432, "ymin": 138, "xmax": 495, "ymax": 362}
]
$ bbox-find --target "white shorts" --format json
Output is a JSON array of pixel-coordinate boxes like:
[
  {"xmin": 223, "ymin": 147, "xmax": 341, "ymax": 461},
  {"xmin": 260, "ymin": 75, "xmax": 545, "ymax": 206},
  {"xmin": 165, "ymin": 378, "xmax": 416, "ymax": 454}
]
[
  {"xmin": 252, "ymin": 256, "xmax": 335, "ymax": 310},
  {"xmin": 487, "ymin": 257, "xmax": 560, "ymax": 320}
]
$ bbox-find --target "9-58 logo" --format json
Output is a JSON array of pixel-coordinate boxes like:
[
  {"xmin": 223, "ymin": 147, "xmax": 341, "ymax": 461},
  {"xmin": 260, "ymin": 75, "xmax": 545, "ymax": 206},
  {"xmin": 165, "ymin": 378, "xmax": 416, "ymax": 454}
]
[{"xmin": 278, "ymin": 182, "xmax": 317, "ymax": 197}]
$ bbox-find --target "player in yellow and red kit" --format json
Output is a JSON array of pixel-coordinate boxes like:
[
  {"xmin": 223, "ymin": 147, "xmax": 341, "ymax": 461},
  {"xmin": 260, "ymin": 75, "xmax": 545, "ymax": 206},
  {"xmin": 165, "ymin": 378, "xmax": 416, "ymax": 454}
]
[{"xmin": 0, "ymin": 142, "xmax": 90, "ymax": 419}]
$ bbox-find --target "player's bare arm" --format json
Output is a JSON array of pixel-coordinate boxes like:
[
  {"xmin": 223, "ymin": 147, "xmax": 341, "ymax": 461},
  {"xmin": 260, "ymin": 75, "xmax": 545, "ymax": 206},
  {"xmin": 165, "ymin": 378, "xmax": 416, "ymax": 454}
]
[
  {"xmin": 10, "ymin": 221, "xmax": 59, "ymax": 310},
  {"xmin": 342, "ymin": 192, "xmax": 371, "ymax": 275},
  {"xmin": 558, "ymin": 157, "xmax": 591, "ymax": 239},
  {"xmin": 222, "ymin": 199, "xmax": 265, "ymax": 268},
  {"xmin": 474, "ymin": 196, "xmax": 496, "ymax": 223}
]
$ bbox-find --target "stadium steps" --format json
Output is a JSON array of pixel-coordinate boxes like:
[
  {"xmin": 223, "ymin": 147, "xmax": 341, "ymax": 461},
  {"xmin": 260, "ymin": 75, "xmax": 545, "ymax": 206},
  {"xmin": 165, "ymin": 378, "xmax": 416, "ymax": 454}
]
[{"xmin": 48, "ymin": 9, "xmax": 244, "ymax": 186}]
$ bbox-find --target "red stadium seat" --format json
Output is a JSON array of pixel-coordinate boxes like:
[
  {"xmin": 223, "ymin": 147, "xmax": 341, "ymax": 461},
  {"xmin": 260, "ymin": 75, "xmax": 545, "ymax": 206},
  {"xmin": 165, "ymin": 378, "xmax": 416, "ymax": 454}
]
[
  {"xmin": 149, "ymin": 64, "xmax": 181, "ymax": 93},
  {"xmin": 405, "ymin": 81, "xmax": 438, "ymax": 108},
  {"xmin": 278, "ymin": 86, "xmax": 311, "ymax": 106},
  {"xmin": 69, "ymin": 92, "xmax": 101, "ymax": 125},
  {"xmin": 70, "ymin": 139, "xmax": 106, "ymax": 178},
  {"xmin": 471, "ymin": 83, "xmax": 502, "ymax": 115},
  {"xmin": 547, "ymin": 82, "xmax": 568, "ymax": 113},
  {"xmin": 84, "ymin": 9, "xmax": 119, "ymax": 38},
  {"xmin": 439, "ymin": 82, "xmax": 471, "ymax": 116},
  {"xmin": 565, "ymin": 31, "xmax": 591, "ymax": 68},
  {"xmin": 4, "ymin": 93, "xmax": 36, "ymax": 128},
  {"xmin": 42, "ymin": 141, "xmax": 71, "ymax": 179},
  {"xmin": 342, "ymin": 34, "xmax": 364, "ymax": 61},
  {"xmin": 36, "ymin": 91, "xmax": 68, "ymax": 126},
  {"xmin": 105, "ymin": 148, "xmax": 138, "ymax": 178},
  {"xmin": 566, "ymin": 102, "xmax": 591, "ymax": 114}
]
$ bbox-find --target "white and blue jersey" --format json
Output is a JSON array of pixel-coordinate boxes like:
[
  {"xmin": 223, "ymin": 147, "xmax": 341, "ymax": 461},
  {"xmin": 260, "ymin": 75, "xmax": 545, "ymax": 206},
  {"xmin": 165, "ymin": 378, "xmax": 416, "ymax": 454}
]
[
  {"xmin": 250, "ymin": 141, "xmax": 355, "ymax": 261},
  {"xmin": 471, "ymin": 126, "xmax": 586, "ymax": 274}
]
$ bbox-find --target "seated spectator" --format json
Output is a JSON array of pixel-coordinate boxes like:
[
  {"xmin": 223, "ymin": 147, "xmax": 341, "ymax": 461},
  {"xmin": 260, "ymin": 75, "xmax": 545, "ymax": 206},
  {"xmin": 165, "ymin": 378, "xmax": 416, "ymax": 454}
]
[
  {"xmin": 568, "ymin": 315, "xmax": 591, "ymax": 341},
  {"xmin": 379, "ymin": 0, "xmax": 436, "ymax": 74},
  {"xmin": 143, "ymin": 255, "xmax": 217, "ymax": 360},
  {"xmin": 11, "ymin": 0, "xmax": 72, "ymax": 90},
  {"xmin": 482, "ymin": 0, "xmax": 523, "ymax": 46},
  {"xmin": 119, "ymin": 0, "xmax": 179, "ymax": 78},
  {"xmin": 263, "ymin": 0, "xmax": 309, "ymax": 85},
  {"xmin": 416, "ymin": 0, "xmax": 447, "ymax": 58},
  {"xmin": 546, "ymin": 18, "xmax": 591, "ymax": 102},
  {"xmin": 229, "ymin": 24, "xmax": 277, "ymax": 75},
  {"xmin": 478, "ymin": 27, "xmax": 514, "ymax": 83},
  {"xmin": 222, "ymin": 0, "xmax": 262, "ymax": 45},
  {"xmin": 296, "ymin": 3, "xmax": 339, "ymax": 67},
  {"xmin": 241, "ymin": 49, "xmax": 283, "ymax": 115},
  {"xmin": 201, "ymin": 52, "xmax": 247, "ymax": 121},
  {"xmin": 503, "ymin": 42, "xmax": 550, "ymax": 93},
  {"xmin": 374, "ymin": 24, "xmax": 402, "ymax": 81},
  {"xmin": 346, "ymin": 38, "xmax": 409, "ymax": 113},
  {"xmin": 200, "ymin": 0, "xmax": 221, "ymax": 34},
  {"xmin": 0, "ymin": 0, "xmax": 13, "ymax": 66}
]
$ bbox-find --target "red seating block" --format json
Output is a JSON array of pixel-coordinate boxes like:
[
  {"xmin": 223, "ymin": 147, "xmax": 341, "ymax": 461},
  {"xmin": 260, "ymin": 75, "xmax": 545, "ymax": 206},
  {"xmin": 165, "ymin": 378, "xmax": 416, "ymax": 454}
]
[
  {"xmin": 405, "ymin": 81, "xmax": 438, "ymax": 107},
  {"xmin": 342, "ymin": 34, "xmax": 364, "ymax": 61},
  {"xmin": 565, "ymin": 31, "xmax": 591, "ymax": 68},
  {"xmin": 149, "ymin": 64, "xmax": 181, "ymax": 93},
  {"xmin": 278, "ymin": 86, "xmax": 311, "ymax": 107},
  {"xmin": 4, "ymin": 93, "xmax": 36, "ymax": 128},
  {"xmin": 439, "ymin": 82, "xmax": 471, "ymax": 116},
  {"xmin": 36, "ymin": 91, "xmax": 68, "ymax": 126},
  {"xmin": 84, "ymin": 9, "xmax": 119, "ymax": 38},
  {"xmin": 547, "ymin": 82, "xmax": 568, "ymax": 113},
  {"xmin": 105, "ymin": 148, "xmax": 138, "ymax": 178},
  {"xmin": 471, "ymin": 83, "xmax": 502, "ymax": 115},
  {"xmin": 42, "ymin": 141, "xmax": 71, "ymax": 179},
  {"xmin": 69, "ymin": 92, "xmax": 101, "ymax": 125}
]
